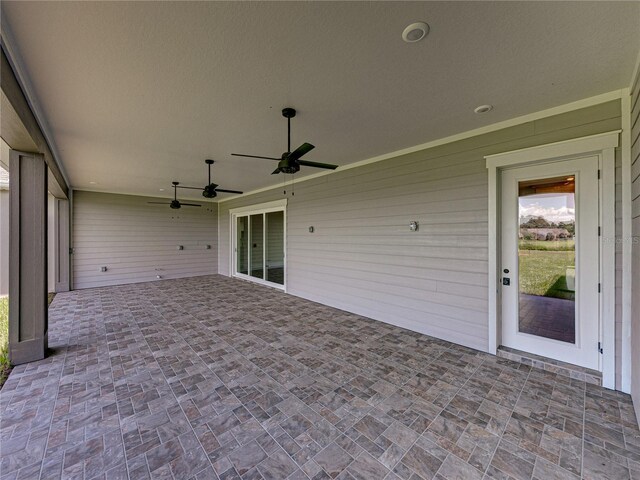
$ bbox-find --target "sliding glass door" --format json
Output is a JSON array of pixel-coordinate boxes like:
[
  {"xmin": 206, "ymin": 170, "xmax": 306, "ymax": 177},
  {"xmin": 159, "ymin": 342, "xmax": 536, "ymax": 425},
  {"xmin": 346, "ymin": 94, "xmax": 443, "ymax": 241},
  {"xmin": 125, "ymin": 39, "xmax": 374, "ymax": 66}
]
[
  {"xmin": 265, "ymin": 211, "xmax": 284, "ymax": 284},
  {"xmin": 250, "ymin": 214, "xmax": 264, "ymax": 279},
  {"xmin": 233, "ymin": 206, "xmax": 285, "ymax": 288},
  {"xmin": 236, "ymin": 216, "xmax": 248, "ymax": 275}
]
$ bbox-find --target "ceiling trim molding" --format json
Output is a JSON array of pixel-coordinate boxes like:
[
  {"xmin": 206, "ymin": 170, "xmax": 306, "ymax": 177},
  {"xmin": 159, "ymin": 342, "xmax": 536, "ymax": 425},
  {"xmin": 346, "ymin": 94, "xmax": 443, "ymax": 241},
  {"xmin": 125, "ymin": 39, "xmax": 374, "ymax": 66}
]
[
  {"xmin": 218, "ymin": 89, "xmax": 625, "ymax": 203},
  {"xmin": 74, "ymin": 188, "xmax": 217, "ymax": 204}
]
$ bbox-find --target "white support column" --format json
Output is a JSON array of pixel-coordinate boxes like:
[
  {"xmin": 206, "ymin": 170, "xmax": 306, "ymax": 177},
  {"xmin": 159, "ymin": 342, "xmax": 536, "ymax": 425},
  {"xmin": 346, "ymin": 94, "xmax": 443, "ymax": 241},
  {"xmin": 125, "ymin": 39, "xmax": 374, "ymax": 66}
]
[
  {"xmin": 48, "ymin": 194, "xmax": 55, "ymax": 293},
  {"xmin": 55, "ymin": 198, "xmax": 70, "ymax": 292}
]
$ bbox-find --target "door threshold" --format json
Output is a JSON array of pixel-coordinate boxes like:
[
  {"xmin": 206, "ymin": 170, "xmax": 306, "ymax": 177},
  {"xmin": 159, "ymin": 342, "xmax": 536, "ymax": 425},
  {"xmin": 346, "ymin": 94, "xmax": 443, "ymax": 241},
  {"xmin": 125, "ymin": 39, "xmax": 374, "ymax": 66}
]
[{"xmin": 497, "ymin": 345, "xmax": 602, "ymax": 386}]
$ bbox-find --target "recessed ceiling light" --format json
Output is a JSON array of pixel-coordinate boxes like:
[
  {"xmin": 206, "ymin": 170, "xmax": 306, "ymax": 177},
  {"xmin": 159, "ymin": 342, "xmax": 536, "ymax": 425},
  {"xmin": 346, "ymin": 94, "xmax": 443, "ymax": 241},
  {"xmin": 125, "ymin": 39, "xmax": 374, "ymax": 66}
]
[
  {"xmin": 402, "ymin": 22, "xmax": 429, "ymax": 43},
  {"xmin": 567, "ymin": 177, "xmax": 574, "ymax": 181},
  {"xmin": 89, "ymin": 181, "xmax": 97, "ymax": 185},
  {"xmin": 474, "ymin": 105, "xmax": 493, "ymax": 114},
  {"xmin": 159, "ymin": 188, "xmax": 165, "ymax": 191}
]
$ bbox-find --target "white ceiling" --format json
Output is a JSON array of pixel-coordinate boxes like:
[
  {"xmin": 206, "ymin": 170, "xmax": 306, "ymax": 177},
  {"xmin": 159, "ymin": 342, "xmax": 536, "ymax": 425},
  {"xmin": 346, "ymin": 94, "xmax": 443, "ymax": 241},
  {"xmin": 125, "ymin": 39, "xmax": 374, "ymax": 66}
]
[{"xmin": 2, "ymin": 1, "xmax": 639, "ymax": 201}]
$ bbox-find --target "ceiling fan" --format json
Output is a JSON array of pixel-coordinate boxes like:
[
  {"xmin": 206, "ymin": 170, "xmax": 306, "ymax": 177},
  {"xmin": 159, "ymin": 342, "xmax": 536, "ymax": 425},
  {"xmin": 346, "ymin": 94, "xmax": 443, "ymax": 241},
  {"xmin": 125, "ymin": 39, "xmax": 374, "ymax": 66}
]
[
  {"xmin": 148, "ymin": 182, "xmax": 202, "ymax": 209},
  {"xmin": 232, "ymin": 108, "xmax": 338, "ymax": 175},
  {"xmin": 177, "ymin": 159, "xmax": 243, "ymax": 198}
]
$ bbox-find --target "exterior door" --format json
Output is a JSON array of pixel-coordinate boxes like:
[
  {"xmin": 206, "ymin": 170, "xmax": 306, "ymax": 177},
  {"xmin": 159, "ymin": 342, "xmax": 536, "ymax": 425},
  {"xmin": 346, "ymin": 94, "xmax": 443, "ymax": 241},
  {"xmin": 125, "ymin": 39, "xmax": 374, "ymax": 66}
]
[
  {"xmin": 500, "ymin": 156, "xmax": 600, "ymax": 369},
  {"xmin": 233, "ymin": 207, "xmax": 285, "ymax": 289}
]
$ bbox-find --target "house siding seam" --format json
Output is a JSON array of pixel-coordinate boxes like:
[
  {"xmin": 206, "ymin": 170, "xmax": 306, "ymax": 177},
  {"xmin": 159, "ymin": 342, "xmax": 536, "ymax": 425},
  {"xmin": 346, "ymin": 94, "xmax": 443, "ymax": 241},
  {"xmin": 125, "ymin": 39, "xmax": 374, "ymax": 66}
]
[
  {"xmin": 73, "ymin": 191, "xmax": 218, "ymax": 289},
  {"xmin": 219, "ymin": 101, "xmax": 623, "ymax": 362},
  {"xmin": 630, "ymin": 67, "xmax": 640, "ymax": 415}
]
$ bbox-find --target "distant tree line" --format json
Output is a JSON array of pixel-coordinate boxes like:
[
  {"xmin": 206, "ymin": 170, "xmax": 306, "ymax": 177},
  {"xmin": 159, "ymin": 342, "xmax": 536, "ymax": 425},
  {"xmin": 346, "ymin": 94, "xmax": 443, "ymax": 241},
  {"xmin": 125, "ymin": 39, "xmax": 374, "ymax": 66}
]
[
  {"xmin": 521, "ymin": 216, "xmax": 575, "ymax": 234},
  {"xmin": 520, "ymin": 216, "xmax": 575, "ymax": 241}
]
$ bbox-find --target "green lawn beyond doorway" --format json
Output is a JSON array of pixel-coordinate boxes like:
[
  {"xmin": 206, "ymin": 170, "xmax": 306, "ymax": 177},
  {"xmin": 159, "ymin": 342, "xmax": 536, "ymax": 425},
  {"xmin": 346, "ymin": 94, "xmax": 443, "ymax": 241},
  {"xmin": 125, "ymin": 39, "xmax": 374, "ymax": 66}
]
[{"xmin": 519, "ymin": 240, "xmax": 575, "ymax": 300}]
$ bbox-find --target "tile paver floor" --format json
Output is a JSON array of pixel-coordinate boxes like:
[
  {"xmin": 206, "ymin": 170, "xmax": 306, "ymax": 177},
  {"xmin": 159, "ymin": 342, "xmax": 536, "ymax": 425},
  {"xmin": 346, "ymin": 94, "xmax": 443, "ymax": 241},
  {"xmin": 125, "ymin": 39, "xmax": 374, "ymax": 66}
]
[
  {"xmin": 519, "ymin": 294, "xmax": 575, "ymax": 344},
  {"xmin": 1, "ymin": 275, "xmax": 638, "ymax": 480}
]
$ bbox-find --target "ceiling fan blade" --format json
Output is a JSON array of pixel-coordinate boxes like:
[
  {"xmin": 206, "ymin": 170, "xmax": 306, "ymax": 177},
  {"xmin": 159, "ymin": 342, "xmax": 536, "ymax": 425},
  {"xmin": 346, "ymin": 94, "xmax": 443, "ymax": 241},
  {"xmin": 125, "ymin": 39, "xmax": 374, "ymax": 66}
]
[
  {"xmin": 147, "ymin": 202, "xmax": 170, "ymax": 205},
  {"xmin": 298, "ymin": 160, "xmax": 338, "ymax": 170},
  {"xmin": 215, "ymin": 188, "xmax": 243, "ymax": 194},
  {"xmin": 271, "ymin": 168, "xmax": 281, "ymax": 175},
  {"xmin": 231, "ymin": 153, "xmax": 281, "ymax": 161},
  {"xmin": 287, "ymin": 142, "xmax": 315, "ymax": 162},
  {"xmin": 180, "ymin": 203, "xmax": 202, "ymax": 207},
  {"xmin": 177, "ymin": 185, "xmax": 203, "ymax": 190}
]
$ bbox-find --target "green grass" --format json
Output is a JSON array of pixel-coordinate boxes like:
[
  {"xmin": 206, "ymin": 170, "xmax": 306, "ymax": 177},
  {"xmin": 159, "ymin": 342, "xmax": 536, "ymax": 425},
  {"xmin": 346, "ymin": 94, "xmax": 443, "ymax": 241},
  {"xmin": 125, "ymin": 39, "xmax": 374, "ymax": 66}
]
[
  {"xmin": 0, "ymin": 294, "xmax": 56, "ymax": 389},
  {"xmin": 518, "ymin": 249, "xmax": 575, "ymax": 300},
  {"xmin": 0, "ymin": 296, "xmax": 8, "ymax": 388},
  {"xmin": 519, "ymin": 239, "xmax": 575, "ymax": 251}
]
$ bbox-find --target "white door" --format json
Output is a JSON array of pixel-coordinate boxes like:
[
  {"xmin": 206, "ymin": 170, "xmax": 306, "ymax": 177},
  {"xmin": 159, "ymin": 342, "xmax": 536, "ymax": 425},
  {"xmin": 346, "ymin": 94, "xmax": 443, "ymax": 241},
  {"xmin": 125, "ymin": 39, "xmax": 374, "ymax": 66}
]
[{"xmin": 501, "ymin": 156, "xmax": 600, "ymax": 369}]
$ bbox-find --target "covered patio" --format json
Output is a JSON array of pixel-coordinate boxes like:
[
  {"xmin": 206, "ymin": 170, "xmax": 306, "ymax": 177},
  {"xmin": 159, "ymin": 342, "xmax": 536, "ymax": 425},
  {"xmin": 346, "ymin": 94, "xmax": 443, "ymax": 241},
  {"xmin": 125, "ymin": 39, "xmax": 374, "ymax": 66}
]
[{"xmin": 1, "ymin": 276, "xmax": 638, "ymax": 480}]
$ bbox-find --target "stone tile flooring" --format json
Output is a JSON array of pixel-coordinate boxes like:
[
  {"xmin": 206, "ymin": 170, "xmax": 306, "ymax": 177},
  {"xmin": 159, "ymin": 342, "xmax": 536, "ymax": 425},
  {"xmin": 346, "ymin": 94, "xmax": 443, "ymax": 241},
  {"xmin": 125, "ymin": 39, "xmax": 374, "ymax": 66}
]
[
  {"xmin": 519, "ymin": 294, "xmax": 575, "ymax": 344},
  {"xmin": 1, "ymin": 275, "xmax": 639, "ymax": 480}
]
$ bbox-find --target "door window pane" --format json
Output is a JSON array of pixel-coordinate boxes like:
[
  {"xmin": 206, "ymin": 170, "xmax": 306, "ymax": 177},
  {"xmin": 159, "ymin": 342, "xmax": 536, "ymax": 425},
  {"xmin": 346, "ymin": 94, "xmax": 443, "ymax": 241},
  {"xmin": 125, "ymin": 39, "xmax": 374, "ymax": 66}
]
[
  {"xmin": 266, "ymin": 211, "xmax": 284, "ymax": 285},
  {"xmin": 518, "ymin": 176, "xmax": 576, "ymax": 343},
  {"xmin": 236, "ymin": 216, "xmax": 248, "ymax": 275},
  {"xmin": 250, "ymin": 214, "xmax": 264, "ymax": 279}
]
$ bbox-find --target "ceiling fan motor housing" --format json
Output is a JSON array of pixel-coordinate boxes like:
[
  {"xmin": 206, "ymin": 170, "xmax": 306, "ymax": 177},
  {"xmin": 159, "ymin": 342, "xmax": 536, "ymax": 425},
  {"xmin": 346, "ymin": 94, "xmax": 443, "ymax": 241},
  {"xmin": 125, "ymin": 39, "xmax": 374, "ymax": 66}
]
[
  {"xmin": 279, "ymin": 156, "xmax": 300, "ymax": 174},
  {"xmin": 202, "ymin": 184, "xmax": 218, "ymax": 198},
  {"xmin": 170, "ymin": 200, "xmax": 181, "ymax": 209}
]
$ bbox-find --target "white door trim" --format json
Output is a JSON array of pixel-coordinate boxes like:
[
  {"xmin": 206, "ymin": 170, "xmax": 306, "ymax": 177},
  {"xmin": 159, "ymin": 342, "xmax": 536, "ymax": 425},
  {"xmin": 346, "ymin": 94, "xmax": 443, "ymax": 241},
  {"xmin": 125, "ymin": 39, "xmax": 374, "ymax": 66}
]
[
  {"xmin": 228, "ymin": 199, "xmax": 288, "ymax": 216},
  {"xmin": 486, "ymin": 130, "xmax": 620, "ymax": 389}
]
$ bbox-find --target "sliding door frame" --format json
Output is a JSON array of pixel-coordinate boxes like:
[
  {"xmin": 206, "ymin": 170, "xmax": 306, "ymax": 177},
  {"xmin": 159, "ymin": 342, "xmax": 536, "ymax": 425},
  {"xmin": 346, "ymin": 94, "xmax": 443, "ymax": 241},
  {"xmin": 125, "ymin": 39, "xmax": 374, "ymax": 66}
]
[{"xmin": 229, "ymin": 199, "xmax": 287, "ymax": 291}]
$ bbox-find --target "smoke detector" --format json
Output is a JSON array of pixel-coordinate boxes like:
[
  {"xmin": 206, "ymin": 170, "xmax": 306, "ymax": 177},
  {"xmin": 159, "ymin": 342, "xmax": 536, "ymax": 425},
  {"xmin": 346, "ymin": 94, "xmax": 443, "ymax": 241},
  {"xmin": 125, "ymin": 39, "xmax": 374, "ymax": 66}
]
[
  {"xmin": 402, "ymin": 22, "xmax": 429, "ymax": 43},
  {"xmin": 474, "ymin": 105, "xmax": 493, "ymax": 114}
]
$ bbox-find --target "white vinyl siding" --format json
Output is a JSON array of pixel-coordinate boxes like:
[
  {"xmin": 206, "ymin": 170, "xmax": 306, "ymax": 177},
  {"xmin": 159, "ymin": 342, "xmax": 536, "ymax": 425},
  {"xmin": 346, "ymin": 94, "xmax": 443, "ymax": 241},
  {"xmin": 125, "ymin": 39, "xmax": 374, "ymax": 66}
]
[
  {"xmin": 219, "ymin": 100, "xmax": 622, "ymax": 356},
  {"xmin": 630, "ymin": 68, "xmax": 640, "ymax": 413},
  {"xmin": 73, "ymin": 191, "xmax": 217, "ymax": 289}
]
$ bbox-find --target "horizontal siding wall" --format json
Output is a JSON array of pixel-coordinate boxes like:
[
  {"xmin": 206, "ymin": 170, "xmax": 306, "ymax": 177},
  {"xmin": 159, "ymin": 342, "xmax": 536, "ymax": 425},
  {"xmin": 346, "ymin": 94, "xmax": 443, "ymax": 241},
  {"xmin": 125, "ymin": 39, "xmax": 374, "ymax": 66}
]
[
  {"xmin": 631, "ymin": 66, "xmax": 640, "ymax": 417},
  {"xmin": 219, "ymin": 100, "xmax": 622, "ymax": 354},
  {"xmin": 73, "ymin": 191, "xmax": 217, "ymax": 289}
]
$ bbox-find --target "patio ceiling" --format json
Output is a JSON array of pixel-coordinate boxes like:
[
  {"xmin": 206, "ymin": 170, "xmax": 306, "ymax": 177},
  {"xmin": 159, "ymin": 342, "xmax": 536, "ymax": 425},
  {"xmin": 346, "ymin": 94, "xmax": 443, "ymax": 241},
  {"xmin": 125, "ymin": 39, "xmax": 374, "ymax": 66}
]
[{"xmin": 1, "ymin": 1, "xmax": 639, "ymax": 200}]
